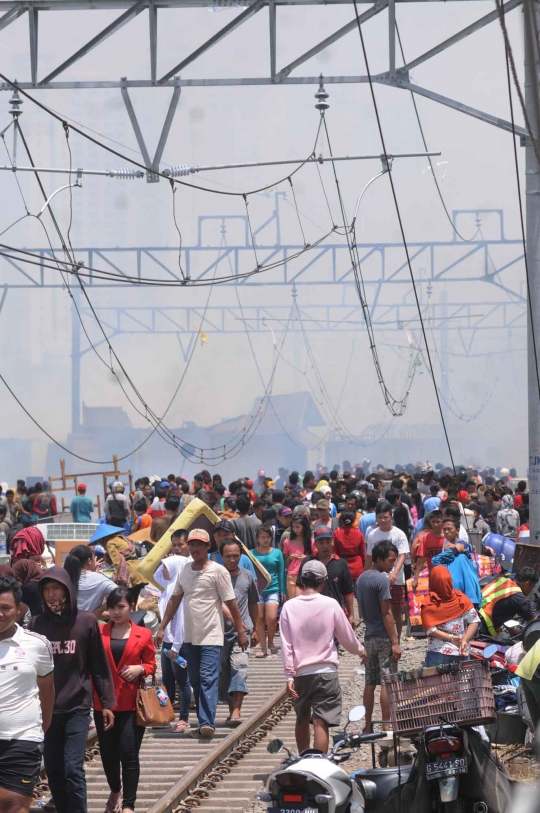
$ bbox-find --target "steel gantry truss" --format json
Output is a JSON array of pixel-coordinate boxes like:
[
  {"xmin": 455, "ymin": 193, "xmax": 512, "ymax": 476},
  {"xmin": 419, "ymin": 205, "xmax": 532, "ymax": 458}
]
[{"xmin": 0, "ymin": 0, "xmax": 528, "ymax": 184}]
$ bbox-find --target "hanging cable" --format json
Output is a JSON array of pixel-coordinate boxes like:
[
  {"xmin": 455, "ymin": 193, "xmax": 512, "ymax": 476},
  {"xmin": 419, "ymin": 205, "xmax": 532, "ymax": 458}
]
[
  {"xmin": 496, "ymin": 0, "xmax": 540, "ymax": 401},
  {"xmin": 0, "ymin": 228, "xmax": 335, "ymax": 288},
  {"xmin": 9, "ymin": 124, "xmax": 289, "ymax": 462},
  {"xmin": 169, "ymin": 179, "xmax": 187, "ymax": 282},
  {"xmin": 351, "ymin": 0, "xmax": 457, "ymax": 471},
  {"xmin": 394, "ymin": 23, "xmax": 478, "ymax": 243},
  {"xmin": 0, "ymin": 73, "xmax": 325, "ymax": 200},
  {"xmin": 494, "ymin": 0, "xmax": 540, "ymax": 169},
  {"xmin": 320, "ymin": 113, "xmax": 419, "ymax": 416}
]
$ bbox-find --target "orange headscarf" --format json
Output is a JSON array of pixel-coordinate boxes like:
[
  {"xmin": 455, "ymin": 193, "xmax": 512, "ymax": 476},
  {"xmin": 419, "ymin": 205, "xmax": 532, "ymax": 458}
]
[{"xmin": 420, "ymin": 566, "xmax": 473, "ymax": 632}]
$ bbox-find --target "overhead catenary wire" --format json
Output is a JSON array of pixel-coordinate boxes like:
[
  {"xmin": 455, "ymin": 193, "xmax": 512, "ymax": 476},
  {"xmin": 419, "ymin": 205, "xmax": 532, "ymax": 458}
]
[
  {"xmin": 351, "ymin": 0, "xmax": 457, "ymax": 471},
  {"xmin": 496, "ymin": 0, "xmax": 540, "ymax": 402},
  {"xmin": 319, "ymin": 113, "xmax": 419, "ymax": 416},
  {"xmin": 394, "ymin": 22, "xmax": 478, "ymax": 243},
  {"xmin": 0, "ymin": 73, "xmax": 324, "ymax": 199},
  {"xmin": 494, "ymin": 0, "xmax": 540, "ymax": 170},
  {"xmin": 5, "ymin": 124, "xmax": 296, "ymax": 464},
  {"xmin": 0, "ymin": 229, "xmax": 335, "ymax": 288}
]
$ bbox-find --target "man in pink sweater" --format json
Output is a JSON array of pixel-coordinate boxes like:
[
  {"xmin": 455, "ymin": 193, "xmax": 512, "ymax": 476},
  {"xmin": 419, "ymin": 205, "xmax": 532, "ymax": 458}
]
[{"xmin": 280, "ymin": 560, "xmax": 366, "ymax": 754}]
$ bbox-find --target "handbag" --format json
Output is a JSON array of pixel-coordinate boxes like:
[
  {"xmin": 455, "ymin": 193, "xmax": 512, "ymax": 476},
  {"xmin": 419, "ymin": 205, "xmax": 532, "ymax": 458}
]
[{"xmin": 135, "ymin": 676, "xmax": 175, "ymax": 727}]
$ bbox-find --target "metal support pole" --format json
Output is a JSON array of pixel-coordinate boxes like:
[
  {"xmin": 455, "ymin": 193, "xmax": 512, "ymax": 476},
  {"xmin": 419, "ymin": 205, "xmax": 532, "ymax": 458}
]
[
  {"xmin": 71, "ymin": 283, "xmax": 81, "ymax": 432},
  {"xmin": 525, "ymin": 0, "xmax": 540, "ymax": 542},
  {"xmin": 389, "ymin": 0, "xmax": 396, "ymax": 73},
  {"xmin": 269, "ymin": 0, "xmax": 277, "ymax": 81},
  {"xmin": 440, "ymin": 288, "xmax": 449, "ymax": 426},
  {"xmin": 149, "ymin": 0, "xmax": 157, "ymax": 84}
]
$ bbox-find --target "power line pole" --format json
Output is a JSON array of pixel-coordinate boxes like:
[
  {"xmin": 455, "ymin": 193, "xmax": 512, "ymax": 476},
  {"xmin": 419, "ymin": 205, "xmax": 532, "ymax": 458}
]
[{"xmin": 525, "ymin": 0, "xmax": 540, "ymax": 543}]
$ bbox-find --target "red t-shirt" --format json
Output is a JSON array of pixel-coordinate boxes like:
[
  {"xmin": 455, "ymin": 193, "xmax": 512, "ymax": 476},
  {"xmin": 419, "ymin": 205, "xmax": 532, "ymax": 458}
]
[{"xmin": 417, "ymin": 532, "xmax": 444, "ymax": 570}]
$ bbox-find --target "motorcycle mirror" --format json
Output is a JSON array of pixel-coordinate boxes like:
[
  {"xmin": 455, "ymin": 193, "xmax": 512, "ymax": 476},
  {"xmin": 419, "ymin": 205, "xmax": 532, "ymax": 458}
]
[
  {"xmin": 267, "ymin": 739, "xmax": 285, "ymax": 754},
  {"xmin": 348, "ymin": 705, "xmax": 366, "ymax": 723}
]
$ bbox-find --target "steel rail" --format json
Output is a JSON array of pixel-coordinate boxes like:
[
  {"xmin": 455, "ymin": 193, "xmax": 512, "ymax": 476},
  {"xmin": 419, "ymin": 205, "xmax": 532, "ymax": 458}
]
[{"xmin": 145, "ymin": 685, "xmax": 289, "ymax": 813}]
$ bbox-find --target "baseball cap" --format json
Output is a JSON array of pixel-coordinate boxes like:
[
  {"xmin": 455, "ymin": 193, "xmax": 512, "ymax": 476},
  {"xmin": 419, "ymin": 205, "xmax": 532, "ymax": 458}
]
[
  {"xmin": 457, "ymin": 490, "xmax": 469, "ymax": 501},
  {"xmin": 301, "ymin": 560, "xmax": 328, "ymax": 581},
  {"xmin": 316, "ymin": 499, "xmax": 330, "ymax": 510},
  {"xmin": 278, "ymin": 506, "xmax": 293, "ymax": 517},
  {"xmin": 188, "ymin": 528, "xmax": 211, "ymax": 544},
  {"xmin": 214, "ymin": 519, "xmax": 235, "ymax": 534},
  {"xmin": 313, "ymin": 526, "xmax": 333, "ymax": 541},
  {"xmin": 77, "ymin": 483, "xmax": 87, "ymax": 492},
  {"xmin": 246, "ymin": 479, "xmax": 253, "ymax": 488},
  {"xmin": 160, "ymin": 480, "xmax": 170, "ymax": 488}
]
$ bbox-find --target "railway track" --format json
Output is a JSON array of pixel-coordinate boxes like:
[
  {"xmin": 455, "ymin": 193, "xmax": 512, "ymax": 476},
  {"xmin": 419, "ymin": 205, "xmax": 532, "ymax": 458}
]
[{"xmin": 71, "ymin": 653, "xmax": 358, "ymax": 813}]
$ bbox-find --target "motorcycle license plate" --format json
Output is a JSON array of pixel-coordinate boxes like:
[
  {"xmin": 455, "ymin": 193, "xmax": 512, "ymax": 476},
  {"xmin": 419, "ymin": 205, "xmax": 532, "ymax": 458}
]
[
  {"xmin": 269, "ymin": 809, "xmax": 318, "ymax": 813},
  {"xmin": 425, "ymin": 757, "xmax": 468, "ymax": 780}
]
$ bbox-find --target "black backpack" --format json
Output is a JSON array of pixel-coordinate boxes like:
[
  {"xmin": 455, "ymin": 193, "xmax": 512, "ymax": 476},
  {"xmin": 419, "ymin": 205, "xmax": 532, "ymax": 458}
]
[{"xmin": 108, "ymin": 492, "xmax": 127, "ymax": 528}]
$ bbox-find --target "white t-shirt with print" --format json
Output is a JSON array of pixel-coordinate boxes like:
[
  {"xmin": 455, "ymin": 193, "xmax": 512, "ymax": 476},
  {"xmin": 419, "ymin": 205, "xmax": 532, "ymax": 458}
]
[
  {"xmin": 366, "ymin": 526, "xmax": 410, "ymax": 586},
  {"xmin": 173, "ymin": 560, "xmax": 235, "ymax": 646},
  {"xmin": 0, "ymin": 624, "xmax": 54, "ymax": 741}
]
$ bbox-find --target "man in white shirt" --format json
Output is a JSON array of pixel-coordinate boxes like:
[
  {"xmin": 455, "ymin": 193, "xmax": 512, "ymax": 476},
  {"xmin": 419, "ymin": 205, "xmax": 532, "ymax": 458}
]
[
  {"xmin": 364, "ymin": 500, "xmax": 410, "ymax": 641},
  {"xmin": 156, "ymin": 528, "xmax": 247, "ymax": 740},
  {"xmin": 0, "ymin": 575, "xmax": 54, "ymax": 811}
]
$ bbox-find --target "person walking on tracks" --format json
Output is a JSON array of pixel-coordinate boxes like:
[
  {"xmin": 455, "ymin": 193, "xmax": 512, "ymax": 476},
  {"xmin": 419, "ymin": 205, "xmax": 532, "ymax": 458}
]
[
  {"xmin": 218, "ymin": 538, "xmax": 259, "ymax": 727},
  {"xmin": 28, "ymin": 567, "xmax": 115, "ymax": 813},
  {"xmin": 0, "ymin": 575, "xmax": 54, "ymax": 813},
  {"xmin": 156, "ymin": 529, "xmax": 248, "ymax": 740},
  {"xmin": 93, "ymin": 588, "xmax": 157, "ymax": 813},
  {"xmin": 280, "ymin": 560, "xmax": 365, "ymax": 754},
  {"xmin": 355, "ymin": 541, "xmax": 401, "ymax": 734}
]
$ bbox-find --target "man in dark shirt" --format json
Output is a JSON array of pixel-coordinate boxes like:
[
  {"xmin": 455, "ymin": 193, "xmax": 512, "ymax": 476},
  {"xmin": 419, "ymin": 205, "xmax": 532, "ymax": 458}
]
[
  {"xmin": 296, "ymin": 526, "xmax": 355, "ymax": 625},
  {"xmin": 218, "ymin": 539, "xmax": 259, "ymax": 726},
  {"xmin": 516, "ymin": 567, "xmax": 540, "ymax": 616}
]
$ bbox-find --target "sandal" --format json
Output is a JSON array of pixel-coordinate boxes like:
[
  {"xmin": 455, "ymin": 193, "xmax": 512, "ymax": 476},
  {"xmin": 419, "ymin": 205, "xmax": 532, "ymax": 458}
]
[
  {"xmin": 256, "ymin": 651, "xmax": 268, "ymax": 658},
  {"xmin": 172, "ymin": 720, "xmax": 191, "ymax": 733},
  {"xmin": 269, "ymin": 646, "xmax": 279, "ymax": 655},
  {"xmin": 225, "ymin": 716, "xmax": 243, "ymax": 727},
  {"xmin": 104, "ymin": 795, "xmax": 121, "ymax": 813}
]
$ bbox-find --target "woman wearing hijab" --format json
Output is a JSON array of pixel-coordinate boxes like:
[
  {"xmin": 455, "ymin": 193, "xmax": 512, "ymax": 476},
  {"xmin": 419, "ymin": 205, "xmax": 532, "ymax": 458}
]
[
  {"xmin": 9, "ymin": 526, "xmax": 45, "ymax": 563},
  {"xmin": 12, "ymin": 559, "xmax": 44, "ymax": 615},
  {"xmin": 496, "ymin": 494, "xmax": 520, "ymax": 539},
  {"xmin": 421, "ymin": 566, "xmax": 480, "ymax": 667}
]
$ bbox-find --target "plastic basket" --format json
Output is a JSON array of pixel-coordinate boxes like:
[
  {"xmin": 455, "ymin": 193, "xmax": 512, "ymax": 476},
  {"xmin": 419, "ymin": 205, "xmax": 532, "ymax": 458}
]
[{"xmin": 383, "ymin": 660, "xmax": 496, "ymax": 735}]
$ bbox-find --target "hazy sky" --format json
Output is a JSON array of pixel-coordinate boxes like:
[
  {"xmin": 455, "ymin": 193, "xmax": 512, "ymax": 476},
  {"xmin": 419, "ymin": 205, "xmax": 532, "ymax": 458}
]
[{"xmin": 0, "ymin": 1, "xmax": 529, "ymax": 479}]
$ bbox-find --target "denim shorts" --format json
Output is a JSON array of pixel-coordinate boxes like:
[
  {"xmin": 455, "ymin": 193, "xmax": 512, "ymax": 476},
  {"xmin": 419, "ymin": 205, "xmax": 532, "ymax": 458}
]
[{"xmin": 259, "ymin": 591, "xmax": 280, "ymax": 605}]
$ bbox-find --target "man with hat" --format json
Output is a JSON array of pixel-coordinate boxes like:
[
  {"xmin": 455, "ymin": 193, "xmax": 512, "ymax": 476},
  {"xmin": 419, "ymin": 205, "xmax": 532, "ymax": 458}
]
[
  {"xmin": 69, "ymin": 484, "xmax": 94, "ymax": 523},
  {"xmin": 280, "ymin": 559, "xmax": 365, "ymax": 753},
  {"xmin": 275, "ymin": 506, "xmax": 293, "ymax": 549},
  {"xmin": 210, "ymin": 520, "xmax": 257, "ymax": 579},
  {"xmin": 318, "ymin": 486, "xmax": 337, "ymax": 518},
  {"xmin": 312, "ymin": 498, "xmax": 333, "ymax": 529},
  {"xmin": 156, "ymin": 528, "xmax": 248, "ymax": 739},
  {"xmin": 104, "ymin": 481, "xmax": 131, "ymax": 528},
  {"xmin": 296, "ymin": 527, "xmax": 356, "ymax": 626}
]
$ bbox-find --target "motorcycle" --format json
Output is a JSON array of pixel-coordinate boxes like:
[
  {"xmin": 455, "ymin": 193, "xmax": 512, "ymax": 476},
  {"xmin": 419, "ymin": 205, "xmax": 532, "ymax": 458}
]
[
  {"xmin": 419, "ymin": 722, "xmax": 467, "ymax": 808},
  {"xmin": 256, "ymin": 705, "xmax": 395, "ymax": 813}
]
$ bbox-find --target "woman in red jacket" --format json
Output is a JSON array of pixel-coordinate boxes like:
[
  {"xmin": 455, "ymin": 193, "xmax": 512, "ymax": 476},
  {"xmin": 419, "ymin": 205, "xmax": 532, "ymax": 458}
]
[{"xmin": 93, "ymin": 588, "xmax": 156, "ymax": 813}]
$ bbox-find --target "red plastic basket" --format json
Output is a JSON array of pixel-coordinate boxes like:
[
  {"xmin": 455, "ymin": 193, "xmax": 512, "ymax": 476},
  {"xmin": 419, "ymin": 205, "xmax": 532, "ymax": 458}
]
[{"xmin": 383, "ymin": 660, "xmax": 496, "ymax": 735}]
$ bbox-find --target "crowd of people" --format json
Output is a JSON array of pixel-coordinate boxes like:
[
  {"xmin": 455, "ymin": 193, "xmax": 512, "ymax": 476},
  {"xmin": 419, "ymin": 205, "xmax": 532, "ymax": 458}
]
[{"xmin": 0, "ymin": 460, "xmax": 537, "ymax": 813}]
